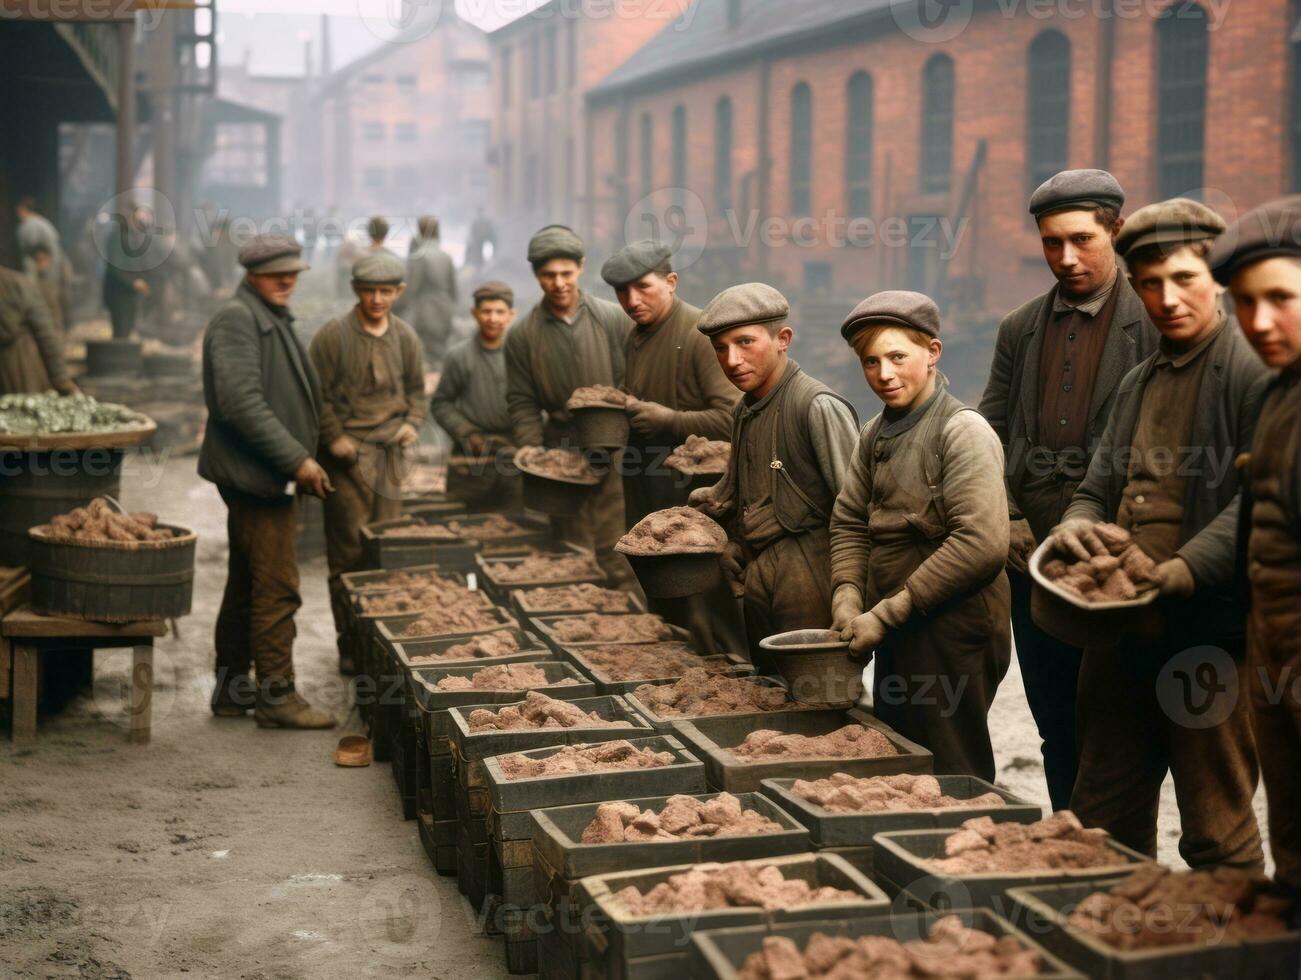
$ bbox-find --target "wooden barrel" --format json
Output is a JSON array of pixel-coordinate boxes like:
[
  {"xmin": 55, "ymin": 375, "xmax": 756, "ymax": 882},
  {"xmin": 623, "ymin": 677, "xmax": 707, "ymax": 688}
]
[
  {"xmin": 0, "ymin": 448, "xmax": 124, "ymax": 566},
  {"xmin": 28, "ymin": 523, "xmax": 196, "ymax": 622}
]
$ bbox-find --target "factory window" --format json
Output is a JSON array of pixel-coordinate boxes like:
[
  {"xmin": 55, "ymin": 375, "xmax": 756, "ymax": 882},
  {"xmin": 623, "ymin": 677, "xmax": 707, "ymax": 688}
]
[
  {"xmin": 394, "ymin": 166, "xmax": 419, "ymax": 192},
  {"xmin": 715, "ymin": 96, "xmax": 734, "ymax": 214},
  {"xmin": 202, "ymin": 122, "xmax": 267, "ymax": 188},
  {"xmin": 567, "ymin": 19, "xmax": 578, "ymax": 89},
  {"xmin": 790, "ymin": 82, "xmax": 813, "ymax": 216},
  {"xmin": 672, "ymin": 105, "xmax": 688, "ymax": 210},
  {"xmin": 459, "ymin": 64, "xmax": 489, "ymax": 90},
  {"xmin": 396, "ymin": 122, "xmax": 418, "ymax": 143},
  {"xmin": 727, "ymin": 0, "xmax": 742, "ymax": 28},
  {"xmin": 362, "ymin": 122, "xmax": 385, "ymax": 142},
  {"xmin": 362, "ymin": 73, "xmax": 384, "ymax": 85},
  {"xmin": 529, "ymin": 33, "xmax": 541, "ymax": 98},
  {"xmin": 1157, "ymin": 1, "xmax": 1208, "ymax": 198},
  {"xmin": 364, "ymin": 168, "xmax": 385, "ymax": 189},
  {"xmin": 921, "ymin": 54, "xmax": 954, "ymax": 193},
  {"xmin": 546, "ymin": 27, "xmax": 557, "ymax": 95},
  {"xmin": 1027, "ymin": 31, "xmax": 1071, "ymax": 193},
  {"xmin": 501, "ymin": 46, "xmax": 513, "ymax": 108},
  {"xmin": 639, "ymin": 112, "xmax": 654, "ymax": 199},
  {"xmin": 396, "ymin": 74, "xmax": 417, "ymax": 91},
  {"xmin": 846, "ymin": 72, "xmax": 873, "ymax": 220}
]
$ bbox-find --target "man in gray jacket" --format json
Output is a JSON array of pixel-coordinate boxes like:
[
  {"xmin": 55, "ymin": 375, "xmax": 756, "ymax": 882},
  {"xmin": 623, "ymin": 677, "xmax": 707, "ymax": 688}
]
[
  {"xmin": 402, "ymin": 215, "xmax": 458, "ymax": 367},
  {"xmin": 979, "ymin": 169, "xmax": 1158, "ymax": 809},
  {"xmin": 199, "ymin": 234, "xmax": 336, "ymax": 729},
  {"xmin": 1049, "ymin": 199, "xmax": 1266, "ymax": 870}
]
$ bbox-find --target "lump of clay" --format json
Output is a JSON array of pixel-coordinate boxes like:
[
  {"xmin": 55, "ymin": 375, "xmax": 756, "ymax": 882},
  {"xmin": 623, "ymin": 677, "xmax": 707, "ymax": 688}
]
[
  {"xmin": 579, "ymin": 643, "xmax": 721, "ymax": 681},
  {"xmin": 926, "ymin": 811, "xmax": 1131, "ymax": 875},
  {"xmin": 485, "ymin": 553, "xmax": 604, "ymax": 584},
  {"xmin": 616, "ymin": 506, "xmax": 727, "ymax": 555},
  {"xmin": 353, "ymin": 569, "xmax": 463, "ymax": 594},
  {"xmin": 433, "ymin": 663, "xmax": 578, "ymax": 692},
  {"xmin": 400, "ymin": 606, "xmax": 515, "ymax": 638},
  {"xmin": 582, "ymin": 793, "xmax": 784, "ymax": 843},
  {"xmin": 792, "ymin": 772, "xmax": 1005, "ymax": 814},
  {"xmin": 611, "ymin": 862, "xmax": 861, "ymax": 915},
  {"xmin": 41, "ymin": 497, "xmax": 175, "ymax": 544},
  {"xmin": 465, "ymin": 691, "xmax": 633, "ymax": 732},
  {"xmin": 499, "ymin": 740, "xmax": 674, "ymax": 779},
  {"xmin": 446, "ymin": 515, "xmax": 529, "ymax": 541},
  {"xmin": 632, "ymin": 668, "xmax": 791, "ymax": 717},
  {"xmin": 516, "ymin": 583, "xmax": 633, "ymax": 613},
  {"xmin": 515, "ymin": 446, "xmax": 599, "ymax": 483},
  {"xmin": 547, "ymin": 613, "xmax": 674, "ymax": 644},
  {"xmin": 1040, "ymin": 522, "xmax": 1158, "ymax": 604},
  {"xmin": 379, "ymin": 518, "xmax": 459, "ymax": 539},
  {"xmin": 665, "ymin": 435, "xmax": 731, "ymax": 475},
  {"xmin": 359, "ymin": 583, "xmax": 490, "ymax": 615},
  {"xmin": 732, "ymin": 725, "xmax": 899, "ymax": 761},
  {"xmin": 566, "ymin": 385, "xmax": 628, "ymax": 410},
  {"xmin": 409, "ymin": 630, "xmax": 522, "ymax": 664}
]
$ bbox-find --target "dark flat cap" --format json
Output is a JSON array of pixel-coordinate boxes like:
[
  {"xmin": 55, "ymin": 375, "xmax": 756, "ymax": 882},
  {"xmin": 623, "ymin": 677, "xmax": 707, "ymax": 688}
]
[
  {"xmin": 840, "ymin": 290, "xmax": 941, "ymax": 342},
  {"xmin": 600, "ymin": 240, "xmax": 672, "ymax": 286},
  {"xmin": 352, "ymin": 251, "xmax": 405, "ymax": 285},
  {"xmin": 1210, "ymin": 195, "xmax": 1301, "ymax": 284},
  {"xmin": 527, "ymin": 224, "xmax": 585, "ymax": 266},
  {"xmin": 1029, "ymin": 169, "xmax": 1125, "ymax": 219},
  {"xmin": 239, "ymin": 233, "xmax": 309, "ymax": 274},
  {"xmin": 697, "ymin": 283, "xmax": 789, "ymax": 337},
  {"xmin": 473, "ymin": 280, "xmax": 515, "ymax": 306},
  {"xmin": 1116, "ymin": 198, "xmax": 1225, "ymax": 258}
]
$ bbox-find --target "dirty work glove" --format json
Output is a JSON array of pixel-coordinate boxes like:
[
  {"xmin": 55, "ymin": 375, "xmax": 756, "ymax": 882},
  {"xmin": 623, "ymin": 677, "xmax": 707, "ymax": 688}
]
[
  {"xmin": 843, "ymin": 611, "xmax": 888, "ymax": 657},
  {"xmin": 625, "ymin": 398, "xmax": 676, "ymax": 436},
  {"xmin": 830, "ymin": 584, "xmax": 864, "ymax": 633},
  {"xmin": 1047, "ymin": 518, "xmax": 1097, "ymax": 563},
  {"xmin": 1007, "ymin": 517, "xmax": 1036, "ymax": 575},
  {"xmin": 719, "ymin": 541, "xmax": 746, "ymax": 598},
  {"xmin": 1155, "ymin": 557, "xmax": 1196, "ymax": 598}
]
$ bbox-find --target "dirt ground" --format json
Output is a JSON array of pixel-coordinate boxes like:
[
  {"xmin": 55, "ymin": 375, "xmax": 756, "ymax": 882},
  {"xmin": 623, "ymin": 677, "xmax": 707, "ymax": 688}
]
[{"xmin": 0, "ymin": 457, "xmax": 1270, "ymax": 979}]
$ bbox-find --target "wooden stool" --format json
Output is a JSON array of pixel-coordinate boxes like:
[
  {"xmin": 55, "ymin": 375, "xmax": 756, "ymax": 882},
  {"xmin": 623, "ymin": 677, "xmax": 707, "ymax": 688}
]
[{"xmin": 2, "ymin": 606, "xmax": 166, "ymax": 745}]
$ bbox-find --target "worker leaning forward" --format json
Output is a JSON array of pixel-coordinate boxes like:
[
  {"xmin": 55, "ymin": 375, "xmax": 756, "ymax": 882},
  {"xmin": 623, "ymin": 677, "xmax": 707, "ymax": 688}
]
[
  {"xmin": 504, "ymin": 224, "xmax": 639, "ymax": 590},
  {"xmin": 978, "ymin": 168, "xmax": 1158, "ymax": 809},
  {"xmin": 689, "ymin": 283, "xmax": 859, "ymax": 668},
  {"xmin": 0, "ymin": 265, "xmax": 75, "ymax": 395},
  {"xmin": 309, "ymin": 251, "xmax": 426, "ymax": 674},
  {"xmin": 830, "ymin": 292, "xmax": 1010, "ymax": 780},
  {"xmin": 1210, "ymin": 196, "xmax": 1301, "ymax": 906},
  {"xmin": 199, "ymin": 233, "xmax": 336, "ymax": 729},
  {"xmin": 1051, "ymin": 199, "xmax": 1266, "ymax": 869}
]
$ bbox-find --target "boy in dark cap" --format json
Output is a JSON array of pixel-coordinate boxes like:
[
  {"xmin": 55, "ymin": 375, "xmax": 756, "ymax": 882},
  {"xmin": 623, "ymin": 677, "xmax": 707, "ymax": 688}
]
[
  {"xmin": 309, "ymin": 251, "xmax": 427, "ymax": 673},
  {"xmin": 431, "ymin": 281, "xmax": 521, "ymax": 510},
  {"xmin": 1050, "ymin": 198, "xmax": 1266, "ymax": 870},
  {"xmin": 831, "ymin": 290, "xmax": 1010, "ymax": 779},
  {"xmin": 690, "ymin": 283, "xmax": 859, "ymax": 666},
  {"xmin": 1210, "ymin": 195, "xmax": 1301, "ymax": 899},
  {"xmin": 504, "ymin": 225, "xmax": 638, "ymax": 589},
  {"xmin": 978, "ymin": 168, "xmax": 1158, "ymax": 809},
  {"xmin": 200, "ymin": 233, "xmax": 335, "ymax": 728}
]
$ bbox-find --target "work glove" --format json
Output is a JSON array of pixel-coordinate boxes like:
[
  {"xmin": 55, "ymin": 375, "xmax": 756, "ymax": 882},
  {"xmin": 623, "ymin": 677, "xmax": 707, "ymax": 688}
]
[
  {"xmin": 719, "ymin": 541, "xmax": 746, "ymax": 598},
  {"xmin": 1007, "ymin": 517, "xmax": 1036, "ymax": 575},
  {"xmin": 1155, "ymin": 557, "xmax": 1196, "ymax": 598},
  {"xmin": 830, "ymin": 584, "xmax": 863, "ymax": 633},
  {"xmin": 625, "ymin": 398, "xmax": 676, "ymax": 436},
  {"xmin": 1047, "ymin": 517, "xmax": 1098, "ymax": 563}
]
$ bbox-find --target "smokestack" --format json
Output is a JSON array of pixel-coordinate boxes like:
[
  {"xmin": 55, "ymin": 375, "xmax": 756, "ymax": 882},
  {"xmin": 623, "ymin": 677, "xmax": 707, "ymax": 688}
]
[{"xmin": 320, "ymin": 13, "xmax": 332, "ymax": 77}]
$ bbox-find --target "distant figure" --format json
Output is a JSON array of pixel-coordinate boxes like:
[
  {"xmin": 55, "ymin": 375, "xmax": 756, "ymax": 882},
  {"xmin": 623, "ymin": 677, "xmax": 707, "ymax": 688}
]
[
  {"xmin": 27, "ymin": 244, "xmax": 65, "ymax": 340},
  {"xmin": 0, "ymin": 265, "xmax": 76, "ymax": 395},
  {"xmin": 366, "ymin": 215, "xmax": 391, "ymax": 253},
  {"xmin": 16, "ymin": 196, "xmax": 70, "ymax": 316},
  {"xmin": 465, "ymin": 206, "xmax": 496, "ymax": 271},
  {"xmin": 402, "ymin": 215, "xmax": 458, "ymax": 366},
  {"xmin": 102, "ymin": 205, "xmax": 152, "ymax": 340}
]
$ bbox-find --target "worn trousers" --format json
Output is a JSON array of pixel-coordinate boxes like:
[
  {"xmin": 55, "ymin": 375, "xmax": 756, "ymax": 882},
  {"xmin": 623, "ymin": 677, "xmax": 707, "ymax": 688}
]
[
  {"xmin": 553, "ymin": 457, "xmax": 639, "ymax": 593},
  {"xmin": 1248, "ymin": 621, "xmax": 1301, "ymax": 888},
  {"xmin": 214, "ymin": 488, "xmax": 301, "ymax": 686},
  {"xmin": 1071, "ymin": 638, "xmax": 1264, "ymax": 871},
  {"xmin": 324, "ymin": 449, "xmax": 403, "ymax": 633},
  {"xmin": 741, "ymin": 528, "xmax": 833, "ymax": 671},
  {"xmin": 1010, "ymin": 568, "xmax": 1083, "ymax": 811}
]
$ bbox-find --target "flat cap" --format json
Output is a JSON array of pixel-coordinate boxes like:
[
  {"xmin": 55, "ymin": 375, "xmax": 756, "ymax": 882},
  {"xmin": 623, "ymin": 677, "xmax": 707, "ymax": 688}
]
[
  {"xmin": 473, "ymin": 280, "xmax": 515, "ymax": 306},
  {"xmin": 527, "ymin": 224, "xmax": 585, "ymax": 266},
  {"xmin": 840, "ymin": 290, "xmax": 941, "ymax": 342},
  {"xmin": 1115, "ymin": 198, "xmax": 1225, "ymax": 258},
  {"xmin": 1029, "ymin": 169, "xmax": 1125, "ymax": 219},
  {"xmin": 600, "ymin": 240, "xmax": 672, "ymax": 286},
  {"xmin": 1210, "ymin": 195, "xmax": 1301, "ymax": 284},
  {"xmin": 697, "ymin": 283, "xmax": 789, "ymax": 338},
  {"xmin": 238, "ymin": 233, "xmax": 309, "ymax": 275},
  {"xmin": 351, "ymin": 250, "xmax": 406, "ymax": 285}
]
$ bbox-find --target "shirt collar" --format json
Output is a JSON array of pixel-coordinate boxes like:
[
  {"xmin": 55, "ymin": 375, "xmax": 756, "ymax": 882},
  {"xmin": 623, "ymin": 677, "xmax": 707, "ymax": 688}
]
[
  {"xmin": 542, "ymin": 291, "xmax": 587, "ymax": 326},
  {"xmin": 1154, "ymin": 309, "xmax": 1225, "ymax": 369},
  {"xmin": 1052, "ymin": 268, "xmax": 1118, "ymax": 317}
]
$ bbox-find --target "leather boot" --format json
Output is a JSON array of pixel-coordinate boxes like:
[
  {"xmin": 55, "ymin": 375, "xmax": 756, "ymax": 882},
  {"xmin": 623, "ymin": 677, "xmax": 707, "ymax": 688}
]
[
  {"xmin": 255, "ymin": 683, "xmax": 337, "ymax": 730},
  {"xmin": 211, "ymin": 669, "xmax": 255, "ymax": 717}
]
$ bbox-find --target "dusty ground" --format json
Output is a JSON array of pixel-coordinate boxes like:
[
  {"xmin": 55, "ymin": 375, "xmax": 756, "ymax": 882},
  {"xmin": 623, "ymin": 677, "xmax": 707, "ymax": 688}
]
[{"xmin": 0, "ymin": 457, "xmax": 1271, "ymax": 978}]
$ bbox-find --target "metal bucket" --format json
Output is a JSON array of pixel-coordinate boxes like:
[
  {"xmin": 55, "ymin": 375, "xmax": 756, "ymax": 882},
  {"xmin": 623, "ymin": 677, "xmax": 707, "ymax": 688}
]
[
  {"xmin": 571, "ymin": 406, "xmax": 629, "ymax": 450},
  {"xmin": 759, "ymin": 628, "xmax": 866, "ymax": 708}
]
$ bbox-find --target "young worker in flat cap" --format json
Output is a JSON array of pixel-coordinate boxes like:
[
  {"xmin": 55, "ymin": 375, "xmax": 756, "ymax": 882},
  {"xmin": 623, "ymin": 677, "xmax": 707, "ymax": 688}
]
[
  {"xmin": 690, "ymin": 283, "xmax": 859, "ymax": 665},
  {"xmin": 1050, "ymin": 199, "xmax": 1266, "ymax": 869},
  {"xmin": 831, "ymin": 292, "xmax": 1010, "ymax": 779},
  {"xmin": 1210, "ymin": 195, "xmax": 1301, "ymax": 897},
  {"xmin": 431, "ymin": 281, "xmax": 521, "ymax": 510},
  {"xmin": 309, "ymin": 251, "xmax": 426, "ymax": 673},
  {"xmin": 978, "ymin": 168, "xmax": 1158, "ymax": 809},
  {"xmin": 200, "ymin": 233, "xmax": 336, "ymax": 728},
  {"xmin": 504, "ymin": 224, "xmax": 638, "ymax": 588}
]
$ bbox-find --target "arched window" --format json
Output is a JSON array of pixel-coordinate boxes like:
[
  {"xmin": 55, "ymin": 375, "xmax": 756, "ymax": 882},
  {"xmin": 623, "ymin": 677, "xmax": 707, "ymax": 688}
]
[
  {"xmin": 639, "ymin": 112, "xmax": 653, "ymax": 199},
  {"xmin": 1027, "ymin": 31, "xmax": 1070, "ymax": 192},
  {"xmin": 1157, "ymin": 2, "xmax": 1208, "ymax": 198},
  {"xmin": 921, "ymin": 54, "xmax": 954, "ymax": 193},
  {"xmin": 672, "ymin": 105, "xmax": 688, "ymax": 209},
  {"xmin": 790, "ymin": 82, "xmax": 813, "ymax": 215},
  {"xmin": 846, "ymin": 72, "xmax": 873, "ymax": 219},
  {"xmin": 715, "ymin": 97, "xmax": 734, "ymax": 213}
]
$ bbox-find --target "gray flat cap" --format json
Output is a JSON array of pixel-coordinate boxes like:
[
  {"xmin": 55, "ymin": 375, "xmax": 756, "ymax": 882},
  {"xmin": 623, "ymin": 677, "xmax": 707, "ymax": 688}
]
[
  {"xmin": 600, "ymin": 240, "xmax": 673, "ymax": 286},
  {"xmin": 697, "ymin": 283, "xmax": 789, "ymax": 338},
  {"xmin": 1029, "ymin": 169, "xmax": 1125, "ymax": 219},
  {"xmin": 840, "ymin": 290, "xmax": 941, "ymax": 342},
  {"xmin": 352, "ymin": 250, "xmax": 406, "ymax": 285},
  {"xmin": 1116, "ymin": 198, "xmax": 1226, "ymax": 258},
  {"xmin": 473, "ymin": 280, "xmax": 515, "ymax": 306},
  {"xmin": 239, "ymin": 234, "xmax": 309, "ymax": 275},
  {"xmin": 1210, "ymin": 195, "xmax": 1301, "ymax": 284},
  {"xmin": 527, "ymin": 224, "xmax": 585, "ymax": 266}
]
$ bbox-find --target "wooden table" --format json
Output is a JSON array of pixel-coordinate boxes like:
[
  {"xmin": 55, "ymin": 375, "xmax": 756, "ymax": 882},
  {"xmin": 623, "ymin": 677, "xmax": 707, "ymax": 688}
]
[{"xmin": 2, "ymin": 606, "xmax": 166, "ymax": 745}]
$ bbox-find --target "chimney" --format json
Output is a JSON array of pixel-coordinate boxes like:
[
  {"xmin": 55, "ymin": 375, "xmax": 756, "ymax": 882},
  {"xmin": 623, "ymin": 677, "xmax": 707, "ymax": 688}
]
[
  {"xmin": 726, "ymin": 0, "xmax": 742, "ymax": 28},
  {"xmin": 320, "ymin": 13, "xmax": 333, "ymax": 77}
]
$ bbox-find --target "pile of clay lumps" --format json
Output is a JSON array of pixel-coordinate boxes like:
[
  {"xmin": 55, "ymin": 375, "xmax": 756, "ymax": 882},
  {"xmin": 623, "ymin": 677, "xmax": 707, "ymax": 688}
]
[
  {"xmin": 407, "ymin": 630, "xmax": 521, "ymax": 664},
  {"xmin": 498, "ymin": 740, "xmax": 675, "ymax": 780},
  {"xmin": 466, "ymin": 691, "xmax": 633, "ymax": 732},
  {"xmin": 731, "ymin": 726, "xmax": 898, "ymax": 761},
  {"xmin": 793, "ymin": 773, "xmax": 1005, "ymax": 814},
  {"xmin": 582, "ymin": 792, "xmax": 783, "ymax": 843},
  {"xmin": 611, "ymin": 862, "xmax": 861, "ymax": 915},
  {"xmin": 516, "ymin": 583, "xmax": 634, "ymax": 612},
  {"xmin": 433, "ymin": 663, "xmax": 578, "ymax": 692},
  {"xmin": 547, "ymin": 613, "xmax": 674, "ymax": 644},
  {"xmin": 632, "ymin": 668, "xmax": 791, "ymax": 717},
  {"xmin": 927, "ymin": 812, "xmax": 1130, "ymax": 875}
]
